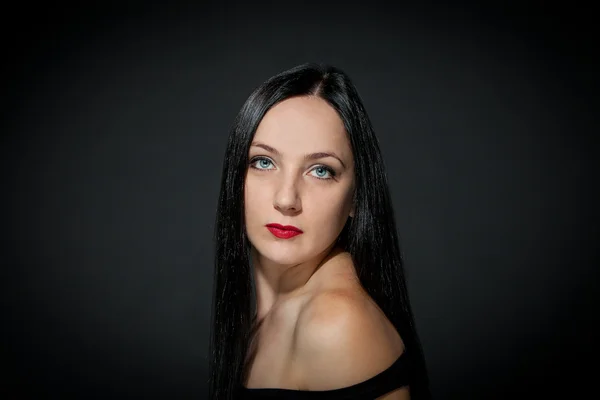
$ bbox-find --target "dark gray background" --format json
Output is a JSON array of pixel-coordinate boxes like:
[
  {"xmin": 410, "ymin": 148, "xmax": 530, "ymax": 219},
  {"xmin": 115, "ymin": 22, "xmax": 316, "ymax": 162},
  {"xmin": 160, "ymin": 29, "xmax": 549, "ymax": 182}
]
[{"xmin": 2, "ymin": 1, "xmax": 597, "ymax": 399}]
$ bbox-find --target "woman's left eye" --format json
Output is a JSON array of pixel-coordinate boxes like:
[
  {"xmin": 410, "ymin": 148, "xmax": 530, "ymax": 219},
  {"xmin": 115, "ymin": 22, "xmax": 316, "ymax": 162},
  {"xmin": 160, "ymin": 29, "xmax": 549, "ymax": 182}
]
[{"xmin": 309, "ymin": 166, "xmax": 335, "ymax": 180}]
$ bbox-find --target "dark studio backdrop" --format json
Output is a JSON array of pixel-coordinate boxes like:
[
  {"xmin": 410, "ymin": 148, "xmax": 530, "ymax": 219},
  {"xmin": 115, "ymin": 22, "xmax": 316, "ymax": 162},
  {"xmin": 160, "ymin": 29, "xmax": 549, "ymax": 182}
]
[{"xmin": 1, "ymin": 1, "xmax": 597, "ymax": 399}]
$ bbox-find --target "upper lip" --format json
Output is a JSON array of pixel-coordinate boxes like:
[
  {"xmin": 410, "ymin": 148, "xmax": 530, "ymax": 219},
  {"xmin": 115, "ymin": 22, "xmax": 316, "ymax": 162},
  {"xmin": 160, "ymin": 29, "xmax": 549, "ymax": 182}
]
[{"xmin": 266, "ymin": 223, "xmax": 303, "ymax": 232}]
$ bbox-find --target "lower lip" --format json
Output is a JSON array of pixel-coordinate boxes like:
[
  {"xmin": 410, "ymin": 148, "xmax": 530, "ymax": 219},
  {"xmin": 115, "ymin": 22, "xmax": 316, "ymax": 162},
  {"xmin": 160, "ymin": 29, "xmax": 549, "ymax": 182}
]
[{"xmin": 266, "ymin": 227, "xmax": 303, "ymax": 239}]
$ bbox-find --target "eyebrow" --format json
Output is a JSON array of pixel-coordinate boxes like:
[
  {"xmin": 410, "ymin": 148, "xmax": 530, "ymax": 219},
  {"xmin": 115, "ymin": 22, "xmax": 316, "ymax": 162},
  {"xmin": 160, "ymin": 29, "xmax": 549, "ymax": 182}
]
[{"xmin": 250, "ymin": 142, "xmax": 346, "ymax": 169}]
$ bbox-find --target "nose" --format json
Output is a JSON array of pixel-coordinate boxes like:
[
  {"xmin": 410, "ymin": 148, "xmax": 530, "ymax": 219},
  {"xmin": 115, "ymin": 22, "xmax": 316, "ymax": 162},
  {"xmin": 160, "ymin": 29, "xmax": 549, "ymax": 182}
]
[{"xmin": 273, "ymin": 175, "xmax": 302, "ymax": 214}]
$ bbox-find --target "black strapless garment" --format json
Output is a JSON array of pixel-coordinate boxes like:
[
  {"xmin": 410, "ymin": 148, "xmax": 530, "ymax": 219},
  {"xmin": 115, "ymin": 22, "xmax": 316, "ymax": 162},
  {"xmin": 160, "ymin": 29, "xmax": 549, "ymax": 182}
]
[{"xmin": 238, "ymin": 352, "xmax": 410, "ymax": 399}]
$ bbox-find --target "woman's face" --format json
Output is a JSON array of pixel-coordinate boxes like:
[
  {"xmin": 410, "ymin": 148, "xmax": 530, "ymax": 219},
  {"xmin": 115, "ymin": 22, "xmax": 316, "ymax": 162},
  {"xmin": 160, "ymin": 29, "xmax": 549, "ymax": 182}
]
[{"xmin": 244, "ymin": 96, "xmax": 355, "ymax": 266}]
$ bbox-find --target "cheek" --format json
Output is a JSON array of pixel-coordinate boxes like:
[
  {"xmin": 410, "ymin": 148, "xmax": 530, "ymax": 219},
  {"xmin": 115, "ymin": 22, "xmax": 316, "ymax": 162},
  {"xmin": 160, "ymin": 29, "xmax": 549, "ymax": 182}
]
[
  {"xmin": 244, "ymin": 178, "xmax": 271, "ymax": 219},
  {"xmin": 309, "ymin": 189, "xmax": 352, "ymax": 227}
]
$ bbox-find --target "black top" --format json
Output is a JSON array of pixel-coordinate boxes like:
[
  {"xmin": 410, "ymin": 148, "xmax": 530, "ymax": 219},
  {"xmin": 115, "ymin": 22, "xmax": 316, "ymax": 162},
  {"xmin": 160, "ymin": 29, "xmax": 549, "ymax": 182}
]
[{"xmin": 238, "ymin": 352, "xmax": 411, "ymax": 399}]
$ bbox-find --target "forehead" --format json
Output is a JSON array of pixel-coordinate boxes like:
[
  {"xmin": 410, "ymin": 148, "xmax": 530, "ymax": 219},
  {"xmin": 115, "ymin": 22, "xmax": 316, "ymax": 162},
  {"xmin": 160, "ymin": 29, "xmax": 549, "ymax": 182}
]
[{"xmin": 253, "ymin": 96, "xmax": 351, "ymax": 156}]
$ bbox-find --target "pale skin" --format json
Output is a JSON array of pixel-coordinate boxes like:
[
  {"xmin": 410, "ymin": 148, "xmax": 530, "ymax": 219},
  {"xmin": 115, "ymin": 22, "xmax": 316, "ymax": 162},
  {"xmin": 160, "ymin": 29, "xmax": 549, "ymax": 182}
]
[{"xmin": 243, "ymin": 95, "xmax": 409, "ymax": 399}]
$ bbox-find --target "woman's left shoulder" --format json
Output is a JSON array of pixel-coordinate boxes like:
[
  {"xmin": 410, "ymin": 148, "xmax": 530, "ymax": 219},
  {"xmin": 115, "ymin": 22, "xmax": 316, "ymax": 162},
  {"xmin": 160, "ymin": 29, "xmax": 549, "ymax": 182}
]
[{"xmin": 291, "ymin": 288, "xmax": 405, "ymax": 390}]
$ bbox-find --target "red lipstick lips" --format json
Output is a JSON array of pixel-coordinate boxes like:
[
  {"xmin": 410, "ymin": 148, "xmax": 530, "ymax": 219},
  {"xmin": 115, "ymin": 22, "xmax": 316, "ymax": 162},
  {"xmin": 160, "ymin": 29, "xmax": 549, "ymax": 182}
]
[{"xmin": 265, "ymin": 223, "xmax": 303, "ymax": 239}]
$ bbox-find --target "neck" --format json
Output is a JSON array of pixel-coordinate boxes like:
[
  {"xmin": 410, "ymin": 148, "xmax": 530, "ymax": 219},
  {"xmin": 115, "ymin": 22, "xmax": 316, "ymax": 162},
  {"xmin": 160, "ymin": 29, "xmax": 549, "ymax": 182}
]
[{"xmin": 251, "ymin": 244, "xmax": 341, "ymax": 320}]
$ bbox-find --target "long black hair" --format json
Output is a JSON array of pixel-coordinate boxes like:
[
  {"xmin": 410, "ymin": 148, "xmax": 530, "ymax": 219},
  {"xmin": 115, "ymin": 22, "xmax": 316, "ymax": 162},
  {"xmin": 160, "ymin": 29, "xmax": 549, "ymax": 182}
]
[{"xmin": 208, "ymin": 63, "xmax": 431, "ymax": 399}]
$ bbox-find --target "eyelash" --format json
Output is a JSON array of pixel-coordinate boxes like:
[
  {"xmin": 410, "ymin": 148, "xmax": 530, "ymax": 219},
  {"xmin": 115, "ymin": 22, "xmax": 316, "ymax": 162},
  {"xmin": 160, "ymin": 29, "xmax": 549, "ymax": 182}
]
[{"xmin": 249, "ymin": 156, "xmax": 336, "ymax": 180}]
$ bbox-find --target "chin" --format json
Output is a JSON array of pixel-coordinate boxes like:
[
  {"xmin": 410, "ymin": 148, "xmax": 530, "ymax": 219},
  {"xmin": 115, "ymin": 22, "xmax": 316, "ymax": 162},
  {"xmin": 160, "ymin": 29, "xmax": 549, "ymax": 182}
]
[
  {"xmin": 247, "ymin": 228, "xmax": 311, "ymax": 264},
  {"xmin": 250, "ymin": 233, "xmax": 336, "ymax": 267},
  {"xmin": 253, "ymin": 240, "xmax": 308, "ymax": 266}
]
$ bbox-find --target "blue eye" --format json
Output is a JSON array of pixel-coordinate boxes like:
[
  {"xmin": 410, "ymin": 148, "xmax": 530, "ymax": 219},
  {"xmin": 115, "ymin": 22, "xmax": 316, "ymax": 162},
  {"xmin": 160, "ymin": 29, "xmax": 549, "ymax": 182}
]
[
  {"xmin": 309, "ymin": 166, "xmax": 335, "ymax": 180},
  {"xmin": 250, "ymin": 157, "xmax": 275, "ymax": 170}
]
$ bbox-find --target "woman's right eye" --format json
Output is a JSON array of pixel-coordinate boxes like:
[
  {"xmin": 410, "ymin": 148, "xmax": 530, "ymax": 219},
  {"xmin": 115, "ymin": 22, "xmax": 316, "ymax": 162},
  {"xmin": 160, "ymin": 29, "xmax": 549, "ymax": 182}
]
[{"xmin": 250, "ymin": 157, "xmax": 275, "ymax": 170}]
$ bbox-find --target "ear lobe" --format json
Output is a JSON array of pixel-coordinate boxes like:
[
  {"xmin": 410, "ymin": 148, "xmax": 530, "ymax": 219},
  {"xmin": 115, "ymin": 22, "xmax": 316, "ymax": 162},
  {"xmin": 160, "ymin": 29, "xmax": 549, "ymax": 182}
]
[{"xmin": 349, "ymin": 188, "xmax": 356, "ymax": 218}]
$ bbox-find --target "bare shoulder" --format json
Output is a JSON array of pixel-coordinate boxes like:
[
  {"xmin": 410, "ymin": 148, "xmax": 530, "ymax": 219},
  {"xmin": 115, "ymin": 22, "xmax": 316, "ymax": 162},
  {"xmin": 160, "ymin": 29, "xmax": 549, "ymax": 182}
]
[{"xmin": 292, "ymin": 288, "xmax": 406, "ymax": 393}]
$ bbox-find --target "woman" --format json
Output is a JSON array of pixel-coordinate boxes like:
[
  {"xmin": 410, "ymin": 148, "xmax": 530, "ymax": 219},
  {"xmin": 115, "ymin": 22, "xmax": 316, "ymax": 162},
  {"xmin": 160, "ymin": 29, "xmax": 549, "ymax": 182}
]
[{"xmin": 208, "ymin": 63, "xmax": 431, "ymax": 399}]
